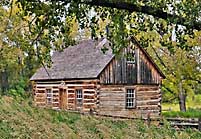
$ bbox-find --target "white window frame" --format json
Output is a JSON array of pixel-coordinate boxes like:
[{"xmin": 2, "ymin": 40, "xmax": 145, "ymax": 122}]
[
  {"xmin": 126, "ymin": 89, "xmax": 136, "ymax": 108},
  {"xmin": 76, "ymin": 89, "xmax": 83, "ymax": 102},
  {"xmin": 46, "ymin": 88, "xmax": 53, "ymax": 104}
]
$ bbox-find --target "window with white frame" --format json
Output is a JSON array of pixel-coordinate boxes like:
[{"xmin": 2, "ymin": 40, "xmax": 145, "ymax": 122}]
[
  {"xmin": 76, "ymin": 89, "xmax": 83, "ymax": 103},
  {"xmin": 126, "ymin": 89, "xmax": 136, "ymax": 108},
  {"xmin": 46, "ymin": 88, "xmax": 53, "ymax": 104}
]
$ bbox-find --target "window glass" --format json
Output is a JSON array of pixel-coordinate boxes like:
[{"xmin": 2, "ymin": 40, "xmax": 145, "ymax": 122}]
[
  {"xmin": 76, "ymin": 89, "xmax": 83, "ymax": 103},
  {"xmin": 46, "ymin": 88, "xmax": 52, "ymax": 104},
  {"xmin": 126, "ymin": 89, "xmax": 136, "ymax": 108}
]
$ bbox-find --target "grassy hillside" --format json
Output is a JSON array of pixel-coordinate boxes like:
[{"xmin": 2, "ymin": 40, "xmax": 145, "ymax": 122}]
[{"xmin": 0, "ymin": 96, "xmax": 201, "ymax": 139}]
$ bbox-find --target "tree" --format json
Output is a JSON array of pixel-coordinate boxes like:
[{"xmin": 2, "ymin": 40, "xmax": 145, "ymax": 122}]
[
  {"xmin": 2, "ymin": 0, "xmax": 200, "ymax": 110},
  {"xmin": 0, "ymin": 1, "xmax": 39, "ymax": 94}
]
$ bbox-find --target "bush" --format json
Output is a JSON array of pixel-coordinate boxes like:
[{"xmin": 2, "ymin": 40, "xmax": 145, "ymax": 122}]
[{"xmin": 7, "ymin": 77, "xmax": 30, "ymax": 99}]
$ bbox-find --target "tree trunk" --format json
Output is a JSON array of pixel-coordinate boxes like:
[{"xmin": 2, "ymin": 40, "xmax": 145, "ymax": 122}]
[
  {"xmin": 178, "ymin": 81, "xmax": 186, "ymax": 112},
  {"xmin": 1, "ymin": 70, "xmax": 9, "ymax": 94},
  {"xmin": 179, "ymin": 93, "xmax": 186, "ymax": 112}
]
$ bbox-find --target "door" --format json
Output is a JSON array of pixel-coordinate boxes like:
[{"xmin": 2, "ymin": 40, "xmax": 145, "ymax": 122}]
[{"xmin": 59, "ymin": 88, "xmax": 67, "ymax": 109}]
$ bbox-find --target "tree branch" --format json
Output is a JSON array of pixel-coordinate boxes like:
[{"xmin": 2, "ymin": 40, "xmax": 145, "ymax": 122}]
[{"xmin": 80, "ymin": 0, "xmax": 200, "ymax": 30}]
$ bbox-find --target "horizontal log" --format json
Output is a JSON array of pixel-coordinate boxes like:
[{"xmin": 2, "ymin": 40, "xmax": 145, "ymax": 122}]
[
  {"xmin": 52, "ymin": 88, "xmax": 59, "ymax": 90},
  {"xmin": 83, "ymin": 102, "xmax": 95, "ymax": 105},
  {"xmin": 52, "ymin": 101, "xmax": 59, "ymax": 103},
  {"xmin": 99, "ymin": 106, "xmax": 125, "ymax": 111},
  {"xmin": 67, "ymin": 84, "xmax": 96, "ymax": 87},
  {"xmin": 35, "ymin": 93, "xmax": 46, "ymax": 97},
  {"xmin": 67, "ymin": 103, "xmax": 75, "ymax": 106},
  {"xmin": 137, "ymin": 91, "xmax": 160, "ymax": 94},
  {"xmin": 36, "ymin": 88, "xmax": 46, "ymax": 91},
  {"xmin": 137, "ymin": 105, "xmax": 160, "ymax": 110},
  {"xmin": 36, "ymin": 84, "xmax": 59, "ymax": 87},
  {"xmin": 100, "ymin": 89, "xmax": 124, "ymax": 92},
  {"xmin": 37, "ymin": 90, "xmax": 46, "ymax": 93},
  {"xmin": 138, "ymin": 110, "xmax": 160, "ymax": 114},
  {"xmin": 53, "ymin": 94, "xmax": 59, "ymax": 97},
  {"xmin": 99, "ymin": 103, "xmax": 125, "ymax": 107},
  {"xmin": 99, "ymin": 93, "xmax": 125, "ymax": 97},
  {"xmin": 67, "ymin": 88, "xmax": 75, "ymax": 91},
  {"xmin": 83, "ymin": 99, "xmax": 95, "ymax": 103},
  {"xmin": 68, "ymin": 90, "xmax": 75, "ymax": 93},
  {"xmin": 99, "ymin": 98, "xmax": 125, "ymax": 101},
  {"xmin": 84, "ymin": 93, "xmax": 95, "ymax": 96},
  {"xmin": 137, "ymin": 99, "xmax": 160, "ymax": 106},
  {"xmin": 83, "ymin": 89, "xmax": 96, "ymax": 92},
  {"xmin": 67, "ymin": 93, "xmax": 75, "ymax": 95},
  {"xmin": 100, "ymin": 92, "xmax": 124, "ymax": 96},
  {"xmin": 68, "ymin": 94, "xmax": 75, "ymax": 98},
  {"xmin": 84, "ymin": 95, "xmax": 95, "ymax": 99},
  {"xmin": 99, "ymin": 105, "xmax": 125, "ymax": 110},
  {"xmin": 83, "ymin": 105, "xmax": 95, "ymax": 109},
  {"xmin": 68, "ymin": 99, "xmax": 75, "ymax": 103},
  {"xmin": 137, "ymin": 94, "xmax": 161, "ymax": 100},
  {"xmin": 137, "ymin": 86, "xmax": 159, "ymax": 91}
]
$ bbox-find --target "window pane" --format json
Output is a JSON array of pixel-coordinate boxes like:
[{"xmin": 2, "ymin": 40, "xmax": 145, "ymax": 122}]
[
  {"xmin": 76, "ymin": 89, "xmax": 83, "ymax": 107},
  {"xmin": 46, "ymin": 89, "xmax": 52, "ymax": 104},
  {"xmin": 76, "ymin": 89, "xmax": 82, "ymax": 99},
  {"xmin": 126, "ymin": 89, "xmax": 135, "ymax": 108}
]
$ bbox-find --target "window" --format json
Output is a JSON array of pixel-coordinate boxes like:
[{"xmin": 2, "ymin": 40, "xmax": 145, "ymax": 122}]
[
  {"xmin": 76, "ymin": 89, "xmax": 83, "ymax": 104},
  {"xmin": 126, "ymin": 48, "xmax": 137, "ymax": 84},
  {"xmin": 126, "ymin": 48, "xmax": 135, "ymax": 64},
  {"xmin": 126, "ymin": 89, "xmax": 136, "ymax": 108},
  {"xmin": 46, "ymin": 88, "xmax": 52, "ymax": 104}
]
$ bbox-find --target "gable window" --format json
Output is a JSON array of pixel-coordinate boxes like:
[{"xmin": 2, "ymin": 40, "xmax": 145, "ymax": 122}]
[
  {"xmin": 46, "ymin": 88, "xmax": 53, "ymax": 105},
  {"xmin": 126, "ymin": 48, "xmax": 137, "ymax": 84},
  {"xmin": 126, "ymin": 89, "xmax": 136, "ymax": 108},
  {"xmin": 126, "ymin": 48, "xmax": 135, "ymax": 64},
  {"xmin": 76, "ymin": 89, "xmax": 83, "ymax": 106}
]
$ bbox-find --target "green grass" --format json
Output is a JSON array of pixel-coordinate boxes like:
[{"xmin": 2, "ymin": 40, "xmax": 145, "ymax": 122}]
[
  {"xmin": 162, "ymin": 108, "xmax": 201, "ymax": 118},
  {"xmin": 1, "ymin": 96, "xmax": 201, "ymax": 139}
]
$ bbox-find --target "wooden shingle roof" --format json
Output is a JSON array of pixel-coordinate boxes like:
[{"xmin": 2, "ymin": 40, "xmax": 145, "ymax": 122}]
[
  {"xmin": 30, "ymin": 37, "xmax": 165, "ymax": 81},
  {"xmin": 30, "ymin": 39, "xmax": 114, "ymax": 81}
]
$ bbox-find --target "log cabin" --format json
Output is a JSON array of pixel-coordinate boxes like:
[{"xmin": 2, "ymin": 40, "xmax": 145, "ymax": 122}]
[{"xmin": 30, "ymin": 37, "xmax": 165, "ymax": 119}]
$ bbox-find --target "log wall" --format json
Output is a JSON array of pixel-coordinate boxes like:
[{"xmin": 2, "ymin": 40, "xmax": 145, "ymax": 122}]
[
  {"xmin": 33, "ymin": 80, "xmax": 161, "ymax": 119},
  {"xmin": 33, "ymin": 80, "xmax": 98, "ymax": 113},
  {"xmin": 97, "ymin": 84, "xmax": 161, "ymax": 118},
  {"xmin": 33, "ymin": 83, "xmax": 61, "ymax": 109}
]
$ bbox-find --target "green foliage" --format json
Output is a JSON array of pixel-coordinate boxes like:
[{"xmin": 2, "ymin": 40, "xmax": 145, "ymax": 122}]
[
  {"xmin": 163, "ymin": 108, "xmax": 201, "ymax": 118},
  {"xmin": 0, "ymin": 3, "xmax": 40, "ymax": 96},
  {"xmin": 7, "ymin": 77, "xmax": 31, "ymax": 100}
]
